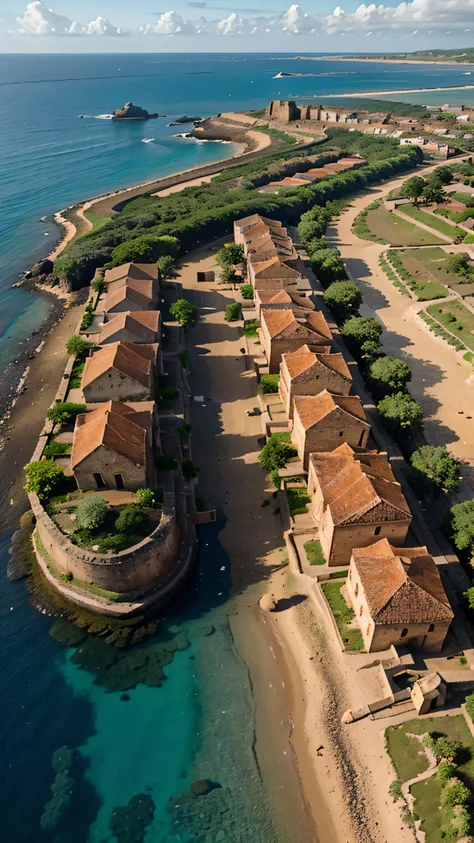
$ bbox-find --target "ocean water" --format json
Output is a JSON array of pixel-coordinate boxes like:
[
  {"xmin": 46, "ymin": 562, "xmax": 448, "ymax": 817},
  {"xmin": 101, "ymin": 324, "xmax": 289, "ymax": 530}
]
[{"xmin": 1, "ymin": 52, "xmax": 474, "ymax": 842}]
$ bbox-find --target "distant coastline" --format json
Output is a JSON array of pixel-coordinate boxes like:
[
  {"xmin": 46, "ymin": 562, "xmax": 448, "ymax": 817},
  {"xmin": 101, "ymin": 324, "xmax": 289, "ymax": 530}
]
[{"xmin": 320, "ymin": 55, "xmax": 474, "ymax": 67}]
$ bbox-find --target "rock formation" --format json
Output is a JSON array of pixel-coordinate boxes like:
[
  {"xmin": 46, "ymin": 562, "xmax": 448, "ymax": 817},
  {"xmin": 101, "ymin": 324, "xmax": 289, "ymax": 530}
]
[{"xmin": 112, "ymin": 102, "xmax": 164, "ymax": 121}]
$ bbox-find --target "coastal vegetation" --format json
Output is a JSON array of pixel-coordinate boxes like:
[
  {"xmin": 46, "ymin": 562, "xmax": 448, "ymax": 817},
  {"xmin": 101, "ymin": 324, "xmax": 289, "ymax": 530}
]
[{"xmin": 53, "ymin": 132, "xmax": 421, "ymax": 289}]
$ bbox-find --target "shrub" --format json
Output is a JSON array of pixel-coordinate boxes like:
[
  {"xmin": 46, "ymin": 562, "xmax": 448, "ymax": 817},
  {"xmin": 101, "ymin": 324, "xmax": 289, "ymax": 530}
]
[
  {"xmin": 169, "ymin": 298, "xmax": 198, "ymax": 329},
  {"xmin": 449, "ymin": 804, "xmax": 472, "ymax": 839},
  {"xmin": 323, "ymin": 280, "xmax": 361, "ymax": 324},
  {"xmin": 182, "ymin": 459, "xmax": 200, "ymax": 481},
  {"xmin": 341, "ymin": 316, "xmax": 383, "ymax": 357},
  {"xmin": 43, "ymin": 440, "xmax": 70, "ymax": 458},
  {"xmin": 47, "ymin": 402, "xmax": 87, "ymax": 426},
  {"xmin": 369, "ymin": 356, "xmax": 412, "ymax": 396},
  {"xmin": 80, "ymin": 312, "xmax": 93, "ymax": 331},
  {"xmin": 271, "ymin": 468, "xmax": 281, "ymax": 489},
  {"xmin": 259, "ymin": 434, "xmax": 297, "ymax": 471},
  {"xmin": 157, "ymin": 254, "xmax": 178, "ymax": 280},
  {"xmin": 135, "ymin": 488, "xmax": 156, "ymax": 508},
  {"xmin": 440, "ymin": 778, "xmax": 470, "ymax": 808},
  {"xmin": 465, "ymin": 691, "xmax": 474, "ymax": 724},
  {"xmin": 111, "ymin": 234, "xmax": 179, "ymax": 266},
  {"xmin": 224, "ymin": 302, "xmax": 242, "ymax": 322},
  {"xmin": 436, "ymin": 761, "xmax": 457, "ymax": 785},
  {"xmin": 377, "ymin": 392, "xmax": 424, "ymax": 436},
  {"xmin": 410, "ymin": 446, "xmax": 461, "ymax": 494},
  {"xmin": 310, "ymin": 248, "xmax": 347, "ymax": 287},
  {"xmin": 98, "ymin": 534, "xmax": 129, "ymax": 553},
  {"xmin": 240, "ymin": 284, "xmax": 254, "ymax": 300},
  {"xmin": 115, "ymin": 504, "xmax": 147, "ymax": 534},
  {"xmin": 66, "ymin": 335, "xmax": 94, "ymax": 356},
  {"xmin": 216, "ymin": 243, "xmax": 244, "ymax": 267},
  {"xmin": 91, "ymin": 277, "xmax": 105, "ymax": 293},
  {"xmin": 24, "ymin": 460, "xmax": 65, "ymax": 500},
  {"xmin": 431, "ymin": 735, "xmax": 461, "ymax": 762},
  {"xmin": 178, "ymin": 349, "xmax": 189, "ymax": 369},
  {"xmin": 75, "ymin": 496, "xmax": 107, "ymax": 531}
]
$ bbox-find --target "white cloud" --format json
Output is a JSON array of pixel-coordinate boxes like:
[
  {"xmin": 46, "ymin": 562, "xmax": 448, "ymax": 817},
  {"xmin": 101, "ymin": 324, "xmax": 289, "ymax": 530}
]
[{"xmin": 14, "ymin": 0, "xmax": 474, "ymax": 38}]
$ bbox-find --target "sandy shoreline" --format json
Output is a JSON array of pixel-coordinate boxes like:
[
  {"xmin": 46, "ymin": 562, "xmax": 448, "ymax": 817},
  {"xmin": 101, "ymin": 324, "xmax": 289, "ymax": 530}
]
[
  {"xmin": 322, "ymin": 55, "xmax": 474, "ymax": 68},
  {"xmin": 305, "ymin": 84, "xmax": 474, "ymax": 99}
]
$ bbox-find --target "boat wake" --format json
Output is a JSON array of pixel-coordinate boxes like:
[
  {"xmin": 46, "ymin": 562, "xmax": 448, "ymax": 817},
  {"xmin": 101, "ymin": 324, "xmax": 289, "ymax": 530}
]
[
  {"xmin": 79, "ymin": 113, "xmax": 114, "ymax": 120},
  {"xmin": 141, "ymin": 138, "xmax": 155, "ymax": 143}
]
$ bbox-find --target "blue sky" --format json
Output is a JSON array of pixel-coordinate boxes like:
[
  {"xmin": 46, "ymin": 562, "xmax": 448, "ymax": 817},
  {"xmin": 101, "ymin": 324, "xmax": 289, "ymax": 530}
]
[{"xmin": 2, "ymin": 0, "xmax": 473, "ymax": 52}]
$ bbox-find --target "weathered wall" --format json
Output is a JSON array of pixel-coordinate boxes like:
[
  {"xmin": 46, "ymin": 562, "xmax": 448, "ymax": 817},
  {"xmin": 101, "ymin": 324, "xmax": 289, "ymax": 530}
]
[
  {"xmin": 100, "ymin": 327, "xmax": 158, "ymax": 345},
  {"xmin": 280, "ymin": 361, "xmax": 352, "ymax": 419},
  {"xmin": 329, "ymin": 521, "xmax": 410, "ymax": 567},
  {"xmin": 83, "ymin": 369, "xmax": 152, "ymax": 403},
  {"xmin": 74, "ymin": 446, "xmax": 148, "ymax": 492},
  {"xmin": 30, "ymin": 491, "xmax": 180, "ymax": 593}
]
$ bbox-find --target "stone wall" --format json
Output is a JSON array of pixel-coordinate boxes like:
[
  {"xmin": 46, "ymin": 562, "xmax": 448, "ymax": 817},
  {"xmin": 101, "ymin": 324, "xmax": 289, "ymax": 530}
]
[
  {"xmin": 83, "ymin": 368, "xmax": 152, "ymax": 403},
  {"xmin": 30, "ymin": 490, "xmax": 180, "ymax": 594}
]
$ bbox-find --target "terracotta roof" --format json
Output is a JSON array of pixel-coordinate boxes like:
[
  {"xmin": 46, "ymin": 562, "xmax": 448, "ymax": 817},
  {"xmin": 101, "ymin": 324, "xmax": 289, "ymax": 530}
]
[
  {"xmin": 235, "ymin": 214, "xmax": 283, "ymax": 230},
  {"xmin": 252, "ymin": 257, "xmax": 300, "ymax": 279},
  {"xmin": 308, "ymin": 448, "xmax": 410, "ymax": 526},
  {"xmin": 352, "ymin": 539, "xmax": 453, "ymax": 624},
  {"xmin": 261, "ymin": 309, "xmax": 298, "ymax": 338},
  {"xmin": 306, "ymin": 312, "xmax": 333, "ymax": 341},
  {"xmin": 288, "ymin": 292, "xmax": 315, "ymax": 311},
  {"xmin": 104, "ymin": 263, "xmax": 158, "ymax": 284},
  {"xmin": 262, "ymin": 311, "xmax": 332, "ymax": 343},
  {"xmin": 293, "ymin": 390, "xmax": 368, "ymax": 431},
  {"xmin": 82, "ymin": 342, "xmax": 153, "ymax": 390},
  {"xmin": 282, "ymin": 345, "xmax": 351, "ymax": 381},
  {"xmin": 103, "ymin": 283, "xmax": 153, "ymax": 313},
  {"xmin": 257, "ymin": 290, "xmax": 293, "ymax": 304},
  {"xmin": 71, "ymin": 401, "xmax": 148, "ymax": 468},
  {"xmin": 98, "ymin": 311, "xmax": 160, "ymax": 344}
]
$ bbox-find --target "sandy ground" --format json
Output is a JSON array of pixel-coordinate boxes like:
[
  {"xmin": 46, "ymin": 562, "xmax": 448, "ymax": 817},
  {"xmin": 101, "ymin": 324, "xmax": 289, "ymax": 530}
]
[
  {"xmin": 327, "ymin": 158, "xmax": 474, "ymax": 494},
  {"xmin": 322, "ymin": 56, "xmax": 474, "ymax": 68},
  {"xmin": 153, "ymin": 175, "xmax": 216, "ymax": 197},
  {"xmin": 175, "ymin": 244, "xmax": 412, "ymax": 843}
]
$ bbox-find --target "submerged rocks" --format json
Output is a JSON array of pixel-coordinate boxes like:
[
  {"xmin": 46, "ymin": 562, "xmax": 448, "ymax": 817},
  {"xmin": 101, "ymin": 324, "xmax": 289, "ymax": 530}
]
[
  {"xmin": 191, "ymin": 779, "xmax": 218, "ymax": 797},
  {"xmin": 109, "ymin": 793, "xmax": 155, "ymax": 843},
  {"xmin": 166, "ymin": 783, "xmax": 233, "ymax": 841},
  {"xmin": 40, "ymin": 745, "xmax": 76, "ymax": 832}
]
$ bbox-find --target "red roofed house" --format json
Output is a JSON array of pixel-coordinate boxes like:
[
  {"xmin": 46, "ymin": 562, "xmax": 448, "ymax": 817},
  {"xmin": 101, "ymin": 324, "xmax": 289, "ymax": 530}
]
[
  {"xmin": 72, "ymin": 400, "xmax": 159, "ymax": 492},
  {"xmin": 103, "ymin": 277, "xmax": 159, "ymax": 314},
  {"xmin": 248, "ymin": 256, "xmax": 302, "ymax": 291},
  {"xmin": 291, "ymin": 390, "xmax": 370, "ymax": 468},
  {"xmin": 98, "ymin": 311, "xmax": 161, "ymax": 345},
  {"xmin": 81, "ymin": 342, "xmax": 159, "ymax": 403},
  {"xmin": 233, "ymin": 215, "xmax": 284, "ymax": 246},
  {"xmin": 254, "ymin": 290, "xmax": 315, "ymax": 319},
  {"xmin": 279, "ymin": 344, "xmax": 352, "ymax": 419},
  {"xmin": 260, "ymin": 310, "xmax": 333, "ymax": 373},
  {"xmin": 346, "ymin": 539, "xmax": 453, "ymax": 652},
  {"xmin": 103, "ymin": 263, "xmax": 159, "ymax": 286},
  {"xmin": 307, "ymin": 444, "xmax": 411, "ymax": 565}
]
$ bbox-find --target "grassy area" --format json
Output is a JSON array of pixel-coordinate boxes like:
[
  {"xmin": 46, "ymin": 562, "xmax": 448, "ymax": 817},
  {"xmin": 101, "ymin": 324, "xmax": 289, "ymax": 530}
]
[
  {"xmin": 386, "ymin": 249, "xmax": 449, "ymax": 301},
  {"xmin": 83, "ymin": 208, "xmax": 112, "ymax": 233},
  {"xmin": 286, "ymin": 487, "xmax": 310, "ymax": 516},
  {"xmin": 465, "ymin": 232, "xmax": 474, "ymax": 244},
  {"xmin": 34, "ymin": 531, "xmax": 122, "ymax": 601},
  {"xmin": 321, "ymin": 580, "xmax": 364, "ymax": 651},
  {"xmin": 260, "ymin": 373, "xmax": 280, "ymax": 394},
  {"xmin": 410, "ymin": 776, "xmax": 445, "ymax": 843},
  {"xmin": 400, "ymin": 205, "xmax": 465, "ymax": 241},
  {"xmin": 379, "ymin": 253, "xmax": 410, "ymax": 296},
  {"xmin": 419, "ymin": 311, "xmax": 467, "ymax": 353},
  {"xmin": 352, "ymin": 200, "xmax": 389, "ymax": 244},
  {"xmin": 304, "ymin": 539, "xmax": 325, "ymax": 565},
  {"xmin": 397, "ymin": 246, "xmax": 474, "ymax": 288},
  {"xmin": 244, "ymin": 319, "xmax": 260, "ymax": 338},
  {"xmin": 69, "ymin": 356, "xmax": 86, "ymax": 389},
  {"xmin": 253, "ymin": 126, "xmax": 297, "ymax": 145},
  {"xmin": 365, "ymin": 205, "xmax": 444, "ymax": 246},
  {"xmin": 43, "ymin": 440, "xmax": 72, "ymax": 458},
  {"xmin": 387, "ymin": 715, "xmax": 474, "ymax": 785},
  {"xmin": 329, "ymin": 569, "xmax": 349, "ymax": 580},
  {"xmin": 427, "ymin": 300, "xmax": 474, "ymax": 353}
]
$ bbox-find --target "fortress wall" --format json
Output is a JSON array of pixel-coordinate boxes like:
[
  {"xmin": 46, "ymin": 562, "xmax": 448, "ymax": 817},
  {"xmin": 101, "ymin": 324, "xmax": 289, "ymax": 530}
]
[{"xmin": 30, "ymin": 488, "xmax": 180, "ymax": 594}]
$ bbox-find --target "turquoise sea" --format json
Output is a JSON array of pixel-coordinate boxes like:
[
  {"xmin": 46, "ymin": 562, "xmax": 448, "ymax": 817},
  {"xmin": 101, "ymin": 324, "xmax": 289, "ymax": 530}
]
[{"xmin": 2, "ymin": 52, "xmax": 474, "ymax": 842}]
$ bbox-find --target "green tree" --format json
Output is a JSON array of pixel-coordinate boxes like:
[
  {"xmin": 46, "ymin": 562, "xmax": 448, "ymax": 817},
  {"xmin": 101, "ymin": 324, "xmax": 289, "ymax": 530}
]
[
  {"xmin": 47, "ymin": 402, "xmax": 87, "ymax": 426},
  {"xmin": 91, "ymin": 276, "xmax": 105, "ymax": 293},
  {"xmin": 436, "ymin": 761, "xmax": 457, "ymax": 785},
  {"xmin": 135, "ymin": 488, "xmax": 156, "ymax": 508},
  {"xmin": 410, "ymin": 446, "xmax": 461, "ymax": 493},
  {"xmin": 449, "ymin": 805, "xmax": 472, "ymax": 839},
  {"xmin": 310, "ymin": 248, "xmax": 347, "ymax": 286},
  {"xmin": 24, "ymin": 460, "xmax": 65, "ymax": 500},
  {"xmin": 377, "ymin": 392, "xmax": 424, "ymax": 435},
  {"xmin": 182, "ymin": 459, "xmax": 200, "ymax": 481},
  {"xmin": 465, "ymin": 691, "xmax": 474, "ymax": 723},
  {"xmin": 369, "ymin": 356, "xmax": 412, "ymax": 396},
  {"xmin": 450, "ymin": 500, "xmax": 474, "ymax": 554},
  {"xmin": 157, "ymin": 254, "xmax": 178, "ymax": 280},
  {"xmin": 440, "ymin": 778, "xmax": 470, "ymax": 808},
  {"xmin": 341, "ymin": 316, "xmax": 383, "ymax": 356},
  {"xmin": 115, "ymin": 504, "xmax": 147, "ymax": 533},
  {"xmin": 447, "ymin": 253, "xmax": 469, "ymax": 276},
  {"xmin": 224, "ymin": 302, "xmax": 242, "ymax": 322},
  {"xmin": 259, "ymin": 435, "xmax": 297, "ymax": 471},
  {"xmin": 75, "ymin": 496, "xmax": 107, "ymax": 531},
  {"xmin": 169, "ymin": 298, "xmax": 198, "ymax": 329},
  {"xmin": 111, "ymin": 234, "xmax": 179, "ymax": 266},
  {"xmin": 66, "ymin": 335, "xmax": 94, "ymax": 356},
  {"xmin": 421, "ymin": 182, "xmax": 445, "ymax": 205},
  {"xmin": 359, "ymin": 339, "xmax": 383, "ymax": 364},
  {"xmin": 240, "ymin": 284, "xmax": 254, "ymax": 300},
  {"xmin": 323, "ymin": 280, "xmax": 362, "ymax": 324},
  {"xmin": 220, "ymin": 264, "xmax": 238, "ymax": 285},
  {"xmin": 216, "ymin": 243, "xmax": 244, "ymax": 267},
  {"xmin": 401, "ymin": 176, "xmax": 425, "ymax": 204},
  {"xmin": 432, "ymin": 166, "xmax": 453, "ymax": 185}
]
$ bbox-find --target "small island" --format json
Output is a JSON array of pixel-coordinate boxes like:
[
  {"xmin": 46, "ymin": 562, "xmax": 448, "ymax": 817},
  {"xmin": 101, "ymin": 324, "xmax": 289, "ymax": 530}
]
[{"xmin": 112, "ymin": 102, "xmax": 166, "ymax": 121}]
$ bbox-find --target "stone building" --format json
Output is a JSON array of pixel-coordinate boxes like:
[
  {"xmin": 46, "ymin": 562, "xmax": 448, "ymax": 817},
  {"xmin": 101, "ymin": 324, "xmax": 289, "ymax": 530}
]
[
  {"xmin": 268, "ymin": 100, "xmax": 301, "ymax": 121},
  {"xmin": 248, "ymin": 256, "xmax": 303, "ymax": 291},
  {"xmin": 98, "ymin": 311, "xmax": 161, "ymax": 345},
  {"xmin": 279, "ymin": 344, "xmax": 351, "ymax": 419},
  {"xmin": 291, "ymin": 390, "xmax": 370, "ymax": 468},
  {"xmin": 307, "ymin": 444, "xmax": 411, "ymax": 565},
  {"xmin": 81, "ymin": 341, "xmax": 159, "ymax": 403},
  {"xmin": 103, "ymin": 278, "xmax": 158, "ymax": 314},
  {"xmin": 234, "ymin": 214, "xmax": 284, "ymax": 246},
  {"xmin": 260, "ymin": 310, "xmax": 333, "ymax": 374},
  {"xmin": 255, "ymin": 290, "xmax": 315, "ymax": 319},
  {"xmin": 72, "ymin": 400, "xmax": 159, "ymax": 492},
  {"xmin": 346, "ymin": 539, "xmax": 453, "ymax": 653}
]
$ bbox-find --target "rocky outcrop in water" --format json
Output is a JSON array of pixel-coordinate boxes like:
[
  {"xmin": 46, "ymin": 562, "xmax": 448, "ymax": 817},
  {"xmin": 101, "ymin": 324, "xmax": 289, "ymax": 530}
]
[
  {"xmin": 40, "ymin": 745, "xmax": 76, "ymax": 832},
  {"xmin": 112, "ymin": 102, "xmax": 164, "ymax": 121},
  {"xmin": 166, "ymin": 783, "xmax": 236, "ymax": 843},
  {"xmin": 109, "ymin": 793, "xmax": 155, "ymax": 843}
]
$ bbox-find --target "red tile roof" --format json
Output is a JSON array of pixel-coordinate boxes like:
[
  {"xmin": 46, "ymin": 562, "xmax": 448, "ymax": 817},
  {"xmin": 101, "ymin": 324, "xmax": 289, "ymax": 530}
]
[
  {"xmin": 82, "ymin": 342, "xmax": 154, "ymax": 390},
  {"xmin": 293, "ymin": 390, "xmax": 367, "ymax": 431},
  {"xmin": 71, "ymin": 401, "xmax": 148, "ymax": 468}
]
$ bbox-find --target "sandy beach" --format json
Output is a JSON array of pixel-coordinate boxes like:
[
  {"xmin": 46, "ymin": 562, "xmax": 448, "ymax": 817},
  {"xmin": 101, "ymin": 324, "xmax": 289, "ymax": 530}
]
[
  {"xmin": 322, "ymin": 55, "xmax": 474, "ymax": 68},
  {"xmin": 304, "ymin": 84, "xmax": 474, "ymax": 99}
]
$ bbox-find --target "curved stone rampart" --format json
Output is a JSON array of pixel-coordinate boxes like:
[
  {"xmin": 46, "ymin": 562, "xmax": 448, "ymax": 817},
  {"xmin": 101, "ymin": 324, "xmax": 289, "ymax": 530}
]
[{"xmin": 29, "ymin": 491, "xmax": 180, "ymax": 594}]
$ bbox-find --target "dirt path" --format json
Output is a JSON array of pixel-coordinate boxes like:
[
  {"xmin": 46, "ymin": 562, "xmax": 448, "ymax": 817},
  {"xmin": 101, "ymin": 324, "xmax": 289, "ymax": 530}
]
[{"xmin": 327, "ymin": 161, "xmax": 474, "ymax": 494}]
